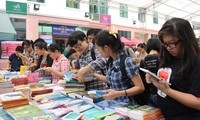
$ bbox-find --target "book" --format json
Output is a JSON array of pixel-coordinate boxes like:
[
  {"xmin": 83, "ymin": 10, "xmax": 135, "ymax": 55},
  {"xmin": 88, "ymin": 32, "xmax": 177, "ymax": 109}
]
[
  {"xmin": 114, "ymin": 103, "xmax": 141, "ymax": 116},
  {"xmin": 88, "ymin": 90, "xmax": 107, "ymax": 95},
  {"xmin": 45, "ymin": 93, "xmax": 71, "ymax": 101},
  {"xmin": 61, "ymin": 112, "xmax": 83, "ymax": 120},
  {"xmin": 14, "ymin": 85, "xmax": 31, "ymax": 100},
  {"xmin": 0, "ymin": 91, "xmax": 29, "ymax": 109},
  {"xmin": 0, "ymin": 108, "xmax": 14, "ymax": 120},
  {"xmin": 82, "ymin": 94, "xmax": 104, "ymax": 104},
  {"xmin": 7, "ymin": 105, "xmax": 44, "ymax": 120},
  {"xmin": 0, "ymin": 81, "xmax": 14, "ymax": 94},
  {"xmin": 45, "ymin": 107, "xmax": 73, "ymax": 118},
  {"xmin": 72, "ymin": 102, "xmax": 94, "ymax": 113},
  {"xmin": 83, "ymin": 109, "xmax": 113, "ymax": 120},
  {"xmin": 32, "ymin": 114, "xmax": 56, "ymax": 120},
  {"xmin": 63, "ymin": 72, "xmax": 78, "ymax": 83},
  {"xmin": 139, "ymin": 68, "xmax": 161, "ymax": 81},
  {"xmin": 95, "ymin": 100, "xmax": 127, "ymax": 111},
  {"xmin": 30, "ymin": 84, "xmax": 53, "ymax": 97}
]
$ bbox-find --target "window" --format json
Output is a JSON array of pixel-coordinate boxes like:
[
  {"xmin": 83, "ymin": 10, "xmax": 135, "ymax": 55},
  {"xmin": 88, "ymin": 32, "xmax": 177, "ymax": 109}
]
[
  {"xmin": 89, "ymin": 0, "xmax": 108, "ymax": 14},
  {"xmin": 27, "ymin": 0, "xmax": 45, "ymax": 3},
  {"xmin": 39, "ymin": 24, "xmax": 52, "ymax": 35},
  {"xmin": 118, "ymin": 30, "xmax": 131, "ymax": 40},
  {"xmin": 66, "ymin": 0, "xmax": 80, "ymax": 9},
  {"xmin": 165, "ymin": 15, "xmax": 170, "ymax": 21},
  {"xmin": 138, "ymin": 8, "xmax": 146, "ymax": 22},
  {"xmin": 151, "ymin": 34, "xmax": 158, "ymax": 39},
  {"xmin": 10, "ymin": 18, "xmax": 26, "ymax": 40},
  {"xmin": 153, "ymin": 11, "xmax": 158, "ymax": 24},
  {"xmin": 120, "ymin": 3, "xmax": 128, "ymax": 18}
]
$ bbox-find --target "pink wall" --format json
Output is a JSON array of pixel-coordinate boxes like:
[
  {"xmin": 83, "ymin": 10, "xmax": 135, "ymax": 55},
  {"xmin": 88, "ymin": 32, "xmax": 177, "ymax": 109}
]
[{"xmin": 10, "ymin": 14, "xmax": 158, "ymax": 42}]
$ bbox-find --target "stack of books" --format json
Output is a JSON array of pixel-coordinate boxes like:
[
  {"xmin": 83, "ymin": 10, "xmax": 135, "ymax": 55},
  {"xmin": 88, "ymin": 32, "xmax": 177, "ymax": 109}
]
[
  {"xmin": 0, "ymin": 91, "xmax": 29, "ymax": 109},
  {"xmin": 0, "ymin": 81, "xmax": 14, "ymax": 94},
  {"xmin": 29, "ymin": 83, "xmax": 53, "ymax": 97},
  {"xmin": 128, "ymin": 105, "xmax": 164, "ymax": 120}
]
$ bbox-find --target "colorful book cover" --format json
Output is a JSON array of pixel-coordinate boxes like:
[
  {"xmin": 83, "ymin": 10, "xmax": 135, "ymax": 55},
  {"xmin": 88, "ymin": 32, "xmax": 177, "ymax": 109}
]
[
  {"xmin": 61, "ymin": 112, "xmax": 83, "ymax": 120},
  {"xmin": 0, "ymin": 91, "xmax": 25, "ymax": 101},
  {"xmin": 0, "ymin": 108, "xmax": 14, "ymax": 120},
  {"xmin": 72, "ymin": 102, "xmax": 94, "ymax": 113},
  {"xmin": 64, "ymin": 72, "xmax": 78, "ymax": 83},
  {"xmin": 82, "ymin": 94, "xmax": 104, "ymax": 104},
  {"xmin": 95, "ymin": 100, "xmax": 127, "ymax": 110},
  {"xmin": 45, "ymin": 108, "xmax": 73, "ymax": 117},
  {"xmin": 45, "ymin": 93, "xmax": 71, "ymax": 101},
  {"xmin": 7, "ymin": 105, "xmax": 44, "ymax": 120}
]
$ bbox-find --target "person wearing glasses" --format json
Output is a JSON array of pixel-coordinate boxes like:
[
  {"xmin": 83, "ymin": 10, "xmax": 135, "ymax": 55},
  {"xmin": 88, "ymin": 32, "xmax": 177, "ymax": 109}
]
[
  {"xmin": 19, "ymin": 40, "xmax": 35, "ymax": 67},
  {"xmin": 67, "ymin": 31, "xmax": 107, "ymax": 90},
  {"xmin": 146, "ymin": 18, "xmax": 200, "ymax": 119},
  {"xmin": 75, "ymin": 30, "xmax": 144, "ymax": 103}
]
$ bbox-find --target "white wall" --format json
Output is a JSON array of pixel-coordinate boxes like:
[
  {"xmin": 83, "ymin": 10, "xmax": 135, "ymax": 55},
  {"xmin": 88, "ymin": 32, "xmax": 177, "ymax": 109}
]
[{"xmin": 0, "ymin": 0, "xmax": 167, "ymax": 31}]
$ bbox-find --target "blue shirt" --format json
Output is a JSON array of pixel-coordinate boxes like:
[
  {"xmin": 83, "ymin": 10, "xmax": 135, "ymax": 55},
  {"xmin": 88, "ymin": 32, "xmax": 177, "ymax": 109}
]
[{"xmin": 9, "ymin": 53, "xmax": 23, "ymax": 71}]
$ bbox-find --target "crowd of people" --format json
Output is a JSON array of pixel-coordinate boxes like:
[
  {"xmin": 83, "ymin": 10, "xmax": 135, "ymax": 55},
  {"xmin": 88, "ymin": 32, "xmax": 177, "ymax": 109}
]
[{"xmin": 5, "ymin": 18, "xmax": 200, "ymax": 120}]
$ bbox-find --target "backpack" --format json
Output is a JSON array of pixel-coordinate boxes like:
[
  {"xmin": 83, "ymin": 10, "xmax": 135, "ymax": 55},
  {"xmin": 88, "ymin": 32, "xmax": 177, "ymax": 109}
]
[{"xmin": 112, "ymin": 54, "xmax": 149, "ymax": 105}]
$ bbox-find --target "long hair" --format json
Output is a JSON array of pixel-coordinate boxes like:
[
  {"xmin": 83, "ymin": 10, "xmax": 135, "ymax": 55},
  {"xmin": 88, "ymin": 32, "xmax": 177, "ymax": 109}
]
[
  {"xmin": 95, "ymin": 30, "xmax": 124, "ymax": 53},
  {"xmin": 158, "ymin": 17, "xmax": 200, "ymax": 72}
]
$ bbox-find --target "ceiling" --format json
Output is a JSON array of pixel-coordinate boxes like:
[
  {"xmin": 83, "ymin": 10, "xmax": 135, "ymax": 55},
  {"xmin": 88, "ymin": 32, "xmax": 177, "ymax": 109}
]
[{"xmin": 113, "ymin": 0, "xmax": 200, "ymax": 22}]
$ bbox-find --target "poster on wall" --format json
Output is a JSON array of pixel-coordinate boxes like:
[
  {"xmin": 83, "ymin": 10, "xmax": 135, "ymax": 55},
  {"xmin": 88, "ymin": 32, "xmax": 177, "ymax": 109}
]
[
  {"xmin": 40, "ymin": 35, "xmax": 53, "ymax": 44},
  {"xmin": 1, "ymin": 41, "xmax": 23, "ymax": 59}
]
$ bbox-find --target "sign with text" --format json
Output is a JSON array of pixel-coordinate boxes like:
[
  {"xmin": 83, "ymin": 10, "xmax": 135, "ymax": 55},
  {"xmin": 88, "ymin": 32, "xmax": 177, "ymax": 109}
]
[
  {"xmin": 52, "ymin": 25, "xmax": 75, "ymax": 35},
  {"xmin": 99, "ymin": 14, "xmax": 111, "ymax": 25},
  {"xmin": 6, "ymin": 1, "xmax": 27, "ymax": 15}
]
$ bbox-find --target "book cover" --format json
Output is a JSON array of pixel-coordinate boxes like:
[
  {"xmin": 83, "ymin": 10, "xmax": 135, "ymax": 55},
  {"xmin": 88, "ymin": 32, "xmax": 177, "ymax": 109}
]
[
  {"xmin": 7, "ymin": 105, "xmax": 44, "ymax": 120},
  {"xmin": 64, "ymin": 72, "xmax": 78, "ymax": 83},
  {"xmin": 0, "ymin": 91, "xmax": 29, "ymax": 109},
  {"xmin": 61, "ymin": 112, "xmax": 83, "ymax": 120},
  {"xmin": 45, "ymin": 107, "xmax": 73, "ymax": 118},
  {"xmin": 72, "ymin": 102, "xmax": 94, "ymax": 113},
  {"xmin": 45, "ymin": 93, "xmax": 71, "ymax": 101},
  {"xmin": 114, "ymin": 103, "xmax": 141, "ymax": 116},
  {"xmin": 0, "ymin": 108, "xmax": 14, "ymax": 120},
  {"xmin": 82, "ymin": 94, "xmax": 104, "ymax": 104},
  {"xmin": 95, "ymin": 100, "xmax": 127, "ymax": 111}
]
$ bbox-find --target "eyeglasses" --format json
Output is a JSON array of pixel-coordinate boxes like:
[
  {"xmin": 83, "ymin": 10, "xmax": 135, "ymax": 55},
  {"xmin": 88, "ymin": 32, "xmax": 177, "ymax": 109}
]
[
  {"xmin": 162, "ymin": 40, "xmax": 180, "ymax": 49},
  {"xmin": 74, "ymin": 41, "xmax": 83, "ymax": 48}
]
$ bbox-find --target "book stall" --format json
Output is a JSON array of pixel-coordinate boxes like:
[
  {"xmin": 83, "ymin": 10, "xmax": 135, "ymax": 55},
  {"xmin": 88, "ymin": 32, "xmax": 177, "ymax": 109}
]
[{"xmin": 0, "ymin": 70, "xmax": 165, "ymax": 120}]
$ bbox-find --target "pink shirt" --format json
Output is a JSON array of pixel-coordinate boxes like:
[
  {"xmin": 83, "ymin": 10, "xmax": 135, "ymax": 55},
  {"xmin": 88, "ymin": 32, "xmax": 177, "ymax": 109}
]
[{"xmin": 51, "ymin": 55, "xmax": 69, "ymax": 83}]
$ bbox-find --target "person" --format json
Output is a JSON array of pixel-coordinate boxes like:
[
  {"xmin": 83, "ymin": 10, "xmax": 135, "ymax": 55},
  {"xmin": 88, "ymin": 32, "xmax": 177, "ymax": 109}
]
[
  {"xmin": 29, "ymin": 38, "xmax": 46, "ymax": 71},
  {"xmin": 135, "ymin": 43, "xmax": 147, "ymax": 66},
  {"xmin": 45, "ymin": 43, "xmax": 70, "ymax": 83},
  {"xmin": 6, "ymin": 46, "xmax": 23, "ymax": 71},
  {"xmin": 145, "ymin": 18, "xmax": 200, "ymax": 119},
  {"xmin": 63, "ymin": 42, "xmax": 73, "ymax": 56},
  {"xmin": 76, "ymin": 30, "xmax": 144, "ymax": 103},
  {"xmin": 33, "ymin": 41, "xmax": 53, "ymax": 70},
  {"xmin": 139, "ymin": 38, "xmax": 162, "ymax": 107},
  {"xmin": 87, "ymin": 29, "xmax": 100, "ymax": 44},
  {"xmin": 123, "ymin": 45, "xmax": 137, "ymax": 58},
  {"xmin": 19, "ymin": 40, "xmax": 35, "ymax": 67},
  {"xmin": 67, "ymin": 31, "xmax": 107, "ymax": 90}
]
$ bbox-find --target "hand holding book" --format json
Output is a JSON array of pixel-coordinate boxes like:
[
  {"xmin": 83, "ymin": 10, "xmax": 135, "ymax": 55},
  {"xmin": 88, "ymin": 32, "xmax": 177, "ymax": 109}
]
[{"xmin": 140, "ymin": 68, "xmax": 171, "ymax": 85}]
